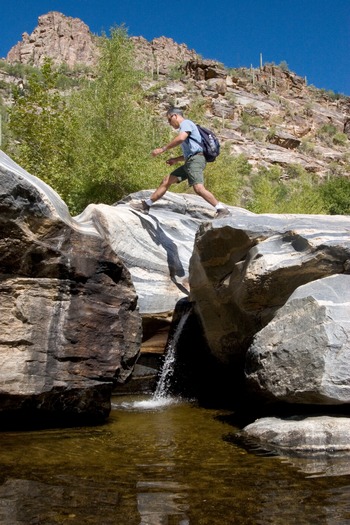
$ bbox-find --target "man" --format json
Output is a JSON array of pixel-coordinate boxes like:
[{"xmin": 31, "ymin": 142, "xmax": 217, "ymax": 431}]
[{"xmin": 130, "ymin": 107, "xmax": 230, "ymax": 218}]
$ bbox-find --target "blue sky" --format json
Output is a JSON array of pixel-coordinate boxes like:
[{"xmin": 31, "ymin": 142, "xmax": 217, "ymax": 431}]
[{"xmin": 1, "ymin": 0, "xmax": 349, "ymax": 95}]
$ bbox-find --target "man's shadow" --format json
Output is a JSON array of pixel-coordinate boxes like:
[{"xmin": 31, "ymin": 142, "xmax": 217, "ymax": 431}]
[{"xmin": 132, "ymin": 211, "xmax": 189, "ymax": 295}]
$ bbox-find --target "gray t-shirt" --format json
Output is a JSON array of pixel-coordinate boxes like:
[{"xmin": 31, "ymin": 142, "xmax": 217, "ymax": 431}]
[{"xmin": 179, "ymin": 119, "xmax": 203, "ymax": 159}]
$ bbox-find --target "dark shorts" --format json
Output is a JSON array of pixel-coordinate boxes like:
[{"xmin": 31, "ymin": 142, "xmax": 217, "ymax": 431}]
[{"xmin": 171, "ymin": 154, "xmax": 206, "ymax": 186}]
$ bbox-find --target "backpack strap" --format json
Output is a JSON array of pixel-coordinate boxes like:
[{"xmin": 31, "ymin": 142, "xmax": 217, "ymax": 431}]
[{"xmin": 188, "ymin": 126, "xmax": 203, "ymax": 148}]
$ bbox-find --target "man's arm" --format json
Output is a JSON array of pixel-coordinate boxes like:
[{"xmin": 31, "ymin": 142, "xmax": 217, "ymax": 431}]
[{"xmin": 152, "ymin": 131, "xmax": 189, "ymax": 157}]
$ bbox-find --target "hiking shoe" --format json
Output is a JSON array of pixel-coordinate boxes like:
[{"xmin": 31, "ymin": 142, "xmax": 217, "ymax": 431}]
[
  {"xmin": 214, "ymin": 208, "xmax": 230, "ymax": 219},
  {"xmin": 130, "ymin": 200, "xmax": 150, "ymax": 214}
]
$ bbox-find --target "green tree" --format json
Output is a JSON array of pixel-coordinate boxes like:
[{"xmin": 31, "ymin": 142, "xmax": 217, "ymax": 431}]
[
  {"xmin": 205, "ymin": 149, "xmax": 252, "ymax": 206},
  {"xmin": 67, "ymin": 26, "xmax": 171, "ymax": 212},
  {"xmin": 0, "ymin": 96, "xmax": 8, "ymax": 149},
  {"xmin": 5, "ymin": 27, "xmax": 172, "ymax": 214},
  {"xmin": 320, "ymin": 176, "xmax": 350, "ymax": 215},
  {"xmin": 247, "ymin": 167, "xmax": 285, "ymax": 213},
  {"xmin": 6, "ymin": 59, "xmax": 74, "ymax": 202}
]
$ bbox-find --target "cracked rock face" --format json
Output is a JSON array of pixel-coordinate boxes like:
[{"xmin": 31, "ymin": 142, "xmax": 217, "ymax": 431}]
[
  {"xmin": 0, "ymin": 151, "xmax": 142, "ymax": 422},
  {"xmin": 6, "ymin": 11, "xmax": 98, "ymax": 68},
  {"xmin": 189, "ymin": 212, "xmax": 350, "ymax": 364},
  {"xmin": 245, "ymin": 274, "xmax": 350, "ymax": 405}
]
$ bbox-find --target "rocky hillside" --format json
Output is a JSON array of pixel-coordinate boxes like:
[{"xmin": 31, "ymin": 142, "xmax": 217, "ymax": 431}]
[{"xmin": 1, "ymin": 11, "xmax": 349, "ymax": 180}]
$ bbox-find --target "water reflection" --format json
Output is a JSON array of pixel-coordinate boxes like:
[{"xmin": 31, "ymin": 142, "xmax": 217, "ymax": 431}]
[
  {"xmin": 281, "ymin": 454, "xmax": 350, "ymax": 480},
  {"xmin": 137, "ymin": 481, "xmax": 189, "ymax": 524},
  {"xmin": 0, "ymin": 396, "xmax": 350, "ymax": 524}
]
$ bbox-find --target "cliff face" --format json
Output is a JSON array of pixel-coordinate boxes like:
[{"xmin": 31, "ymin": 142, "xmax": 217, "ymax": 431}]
[
  {"xmin": 5, "ymin": 12, "xmax": 198, "ymax": 72},
  {"xmin": 6, "ymin": 12, "xmax": 99, "ymax": 68}
]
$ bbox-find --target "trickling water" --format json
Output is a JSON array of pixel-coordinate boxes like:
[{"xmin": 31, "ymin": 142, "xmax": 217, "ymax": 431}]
[
  {"xmin": 121, "ymin": 309, "xmax": 191, "ymax": 411},
  {"xmin": 154, "ymin": 309, "xmax": 191, "ymax": 401}
]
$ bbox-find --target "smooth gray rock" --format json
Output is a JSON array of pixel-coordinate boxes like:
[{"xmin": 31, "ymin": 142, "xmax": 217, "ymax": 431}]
[
  {"xmin": 189, "ymin": 213, "xmax": 350, "ymax": 364},
  {"xmin": 241, "ymin": 415, "xmax": 350, "ymax": 454},
  {"xmin": 74, "ymin": 192, "xmax": 215, "ymax": 314},
  {"xmin": 246, "ymin": 274, "xmax": 350, "ymax": 404}
]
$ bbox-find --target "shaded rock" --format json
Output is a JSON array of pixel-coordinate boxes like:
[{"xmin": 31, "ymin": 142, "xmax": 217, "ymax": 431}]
[
  {"xmin": 205, "ymin": 78, "xmax": 227, "ymax": 95},
  {"xmin": 0, "ymin": 151, "xmax": 142, "ymax": 422},
  {"xmin": 245, "ymin": 274, "xmax": 350, "ymax": 404},
  {"xmin": 260, "ymin": 64, "xmax": 307, "ymax": 95},
  {"xmin": 240, "ymin": 415, "xmax": 350, "ymax": 454},
  {"xmin": 344, "ymin": 118, "xmax": 350, "ymax": 138},
  {"xmin": 185, "ymin": 60, "xmax": 226, "ymax": 81},
  {"xmin": 267, "ymin": 128, "xmax": 301, "ymax": 149}
]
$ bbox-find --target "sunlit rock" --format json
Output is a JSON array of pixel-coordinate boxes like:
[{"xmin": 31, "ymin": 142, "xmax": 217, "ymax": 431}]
[
  {"xmin": 189, "ymin": 212, "xmax": 350, "ymax": 365},
  {"xmin": 75, "ymin": 192, "xmax": 214, "ymax": 314},
  {"xmin": 245, "ymin": 274, "xmax": 350, "ymax": 404},
  {"xmin": 240, "ymin": 415, "xmax": 350, "ymax": 454}
]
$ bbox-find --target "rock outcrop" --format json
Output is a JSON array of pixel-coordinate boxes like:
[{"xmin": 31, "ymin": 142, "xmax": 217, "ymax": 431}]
[
  {"xmin": 0, "ymin": 151, "xmax": 142, "ymax": 422},
  {"xmin": 131, "ymin": 36, "xmax": 198, "ymax": 76},
  {"xmin": 5, "ymin": 13, "xmax": 198, "ymax": 74},
  {"xmin": 6, "ymin": 12, "xmax": 98, "ymax": 69},
  {"xmin": 189, "ymin": 212, "xmax": 350, "ymax": 365},
  {"xmin": 239, "ymin": 415, "xmax": 350, "ymax": 454}
]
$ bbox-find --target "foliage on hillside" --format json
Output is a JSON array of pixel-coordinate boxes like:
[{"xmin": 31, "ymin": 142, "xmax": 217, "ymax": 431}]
[
  {"xmin": 4, "ymin": 28, "xmax": 173, "ymax": 213},
  {"xmin": 1, "ymin": 26, "xmax": 350, "ymax": 216}
]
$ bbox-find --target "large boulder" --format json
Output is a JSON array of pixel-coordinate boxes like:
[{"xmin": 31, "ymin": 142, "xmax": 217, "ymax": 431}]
[
  {"xmin": 75, "ymin": 192, "xmax": 214, "ymax": 314},
  {"xmin": 0, "ymin": 151, "xmax": 142, "ymax": 422},
  {"xmin": 240, "ymin": 415, "xmax": 350, "ymax": 454},
  {"xmin": 189, "ymin": 213, "xmax": 350, "ymax": 365},
  {"xmin": 74, "ymin": 192, "xmax": 215, "ymax": 356},
  {"xmin": 245, "ymin": 274, "xmax": 350, "ymax": 404}
]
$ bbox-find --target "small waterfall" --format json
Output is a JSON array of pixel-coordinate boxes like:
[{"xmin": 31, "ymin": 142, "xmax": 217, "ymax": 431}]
[
  {"xmin": 118, "ymin": 306, "xmax": 191, "ymax": 410},
  {"xmin": 153, "ymin": 309, "xmax": 191, "ymax": 401}
]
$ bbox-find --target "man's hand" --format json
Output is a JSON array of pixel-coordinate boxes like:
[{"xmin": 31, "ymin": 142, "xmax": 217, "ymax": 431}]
[
  {"xmin": 151, "ymin": 147, "xmax": 165, "ymax": 157},
  {"xmin": 166, "ymin": 158, "xmax": 179, "ymax": 166}
]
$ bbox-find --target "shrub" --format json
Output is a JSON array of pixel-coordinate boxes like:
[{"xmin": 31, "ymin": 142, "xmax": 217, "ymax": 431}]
[
  {"xmin": 333, "ymin": 132, "xmax": 348, "ymax": 146},
  {"xmin": 247, "ymin": 166, "xmax": 326, "ymax": 214},
  {"xmin": 320, "ymin": 176, "xmax": 350, "ymax": 215},
  {"xmin": 205, "ymin": 149, "xmax": 252, "ymax": 206}
]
